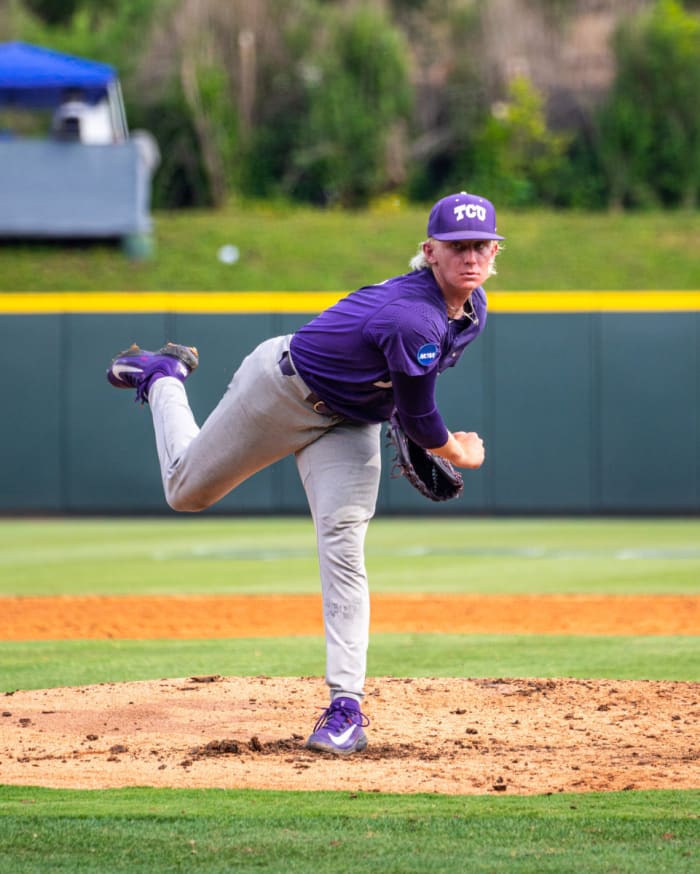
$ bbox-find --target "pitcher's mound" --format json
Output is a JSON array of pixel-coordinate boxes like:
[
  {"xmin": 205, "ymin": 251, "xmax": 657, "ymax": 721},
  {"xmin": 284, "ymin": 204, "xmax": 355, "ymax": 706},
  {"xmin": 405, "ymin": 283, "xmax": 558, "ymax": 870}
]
[{"xmin": 1, "ymin": 675, "xmax": 698, "ymax": 794}]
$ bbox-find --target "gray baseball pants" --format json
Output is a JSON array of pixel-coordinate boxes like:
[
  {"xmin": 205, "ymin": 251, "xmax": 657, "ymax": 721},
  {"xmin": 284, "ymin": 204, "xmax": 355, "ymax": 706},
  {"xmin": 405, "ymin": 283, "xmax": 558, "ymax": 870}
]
[{"xmin": 147, "ymin": 334, "xmax": 382, "ymax": 702}]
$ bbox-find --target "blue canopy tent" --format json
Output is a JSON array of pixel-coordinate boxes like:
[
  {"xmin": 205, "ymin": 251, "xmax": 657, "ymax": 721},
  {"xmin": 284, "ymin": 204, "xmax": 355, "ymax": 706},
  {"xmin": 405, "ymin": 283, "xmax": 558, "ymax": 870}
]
[
  {"xmin": 0, "ymin": 42, "xmax": 128, "ymax": 137},
  {"xmin": 0, "ymin": 42, "xmax": 156, "ymax": 246}
]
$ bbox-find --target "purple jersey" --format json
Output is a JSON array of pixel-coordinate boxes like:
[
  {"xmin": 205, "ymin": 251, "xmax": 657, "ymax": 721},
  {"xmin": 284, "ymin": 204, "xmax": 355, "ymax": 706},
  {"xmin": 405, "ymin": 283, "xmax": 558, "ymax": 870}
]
[{"xmin": 289, "ymin": 268, "xmax": 487, "ymax": 448}]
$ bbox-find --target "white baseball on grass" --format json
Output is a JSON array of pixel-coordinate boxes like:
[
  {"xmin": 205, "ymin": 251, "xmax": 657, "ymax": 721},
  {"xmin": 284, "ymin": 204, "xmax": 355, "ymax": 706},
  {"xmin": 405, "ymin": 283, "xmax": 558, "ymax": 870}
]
[{"xmin": 217, "ymin": 244, "xmax": 240, "ymax": 265}]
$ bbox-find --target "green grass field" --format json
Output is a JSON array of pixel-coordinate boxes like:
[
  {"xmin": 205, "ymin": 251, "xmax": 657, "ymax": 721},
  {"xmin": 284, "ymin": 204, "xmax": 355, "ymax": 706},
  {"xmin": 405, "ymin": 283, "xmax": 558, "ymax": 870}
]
[
  {"xmin": 2, "ymin": 516, "xmax": 699, "ymax": 596},
  {"xmin": 1, "ymin": 202, "xmax": 699, "ymax": 292},
  {"xmin": 1, "ymin": 516, "xmax": 699, "ymax": 872},
  {"xmin": 2, "ymin": 786, "xmax": 698, "ymax": 874}
]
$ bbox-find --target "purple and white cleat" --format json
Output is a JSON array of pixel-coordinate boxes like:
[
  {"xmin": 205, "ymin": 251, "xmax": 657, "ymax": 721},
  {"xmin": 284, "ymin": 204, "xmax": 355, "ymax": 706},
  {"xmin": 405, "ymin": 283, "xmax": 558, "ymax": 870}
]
[
  {"xmin": 107, "ymin": 342, "xmax": 199, "ymax": 404},
  {"xmin": 306, "ymin": 697, "xmax": 369, "ymax": 755}
]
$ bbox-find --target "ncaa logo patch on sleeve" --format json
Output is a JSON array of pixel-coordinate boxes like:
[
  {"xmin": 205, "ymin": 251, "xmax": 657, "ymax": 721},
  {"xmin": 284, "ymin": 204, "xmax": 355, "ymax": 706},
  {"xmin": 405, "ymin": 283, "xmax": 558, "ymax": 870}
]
[{"xmin": 416, "ymin": 343, "xmax": 439, "ymax": 366}]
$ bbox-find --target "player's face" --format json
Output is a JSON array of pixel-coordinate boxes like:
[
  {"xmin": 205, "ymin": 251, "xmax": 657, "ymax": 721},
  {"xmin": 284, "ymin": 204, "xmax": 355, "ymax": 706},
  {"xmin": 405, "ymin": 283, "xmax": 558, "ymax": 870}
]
[{"xmin": 424, "ymin": 239, "xmax": 498, "ymax": 297}]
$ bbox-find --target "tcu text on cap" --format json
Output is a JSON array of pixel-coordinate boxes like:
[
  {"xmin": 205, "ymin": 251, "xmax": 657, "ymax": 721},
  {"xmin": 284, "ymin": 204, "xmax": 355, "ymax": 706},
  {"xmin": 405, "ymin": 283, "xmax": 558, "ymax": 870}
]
[{"xmin": 454, "ymin": 203, "xmax": 486, "ymax": 222}]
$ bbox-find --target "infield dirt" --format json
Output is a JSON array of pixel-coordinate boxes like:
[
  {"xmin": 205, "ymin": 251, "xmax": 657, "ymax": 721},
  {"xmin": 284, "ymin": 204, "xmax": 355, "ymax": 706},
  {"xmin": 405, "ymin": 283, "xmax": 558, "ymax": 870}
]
[{"xmin": 1, "ymin": 593, "xmax": 698, "ymax": 795}]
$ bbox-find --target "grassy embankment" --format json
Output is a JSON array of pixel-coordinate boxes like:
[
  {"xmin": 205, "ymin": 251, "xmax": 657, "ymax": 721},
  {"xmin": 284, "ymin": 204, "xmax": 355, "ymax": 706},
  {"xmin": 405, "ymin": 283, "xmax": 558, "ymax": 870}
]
[{"xmin": 1, "ymin": 202, "xmax": 698, "ymax": 292}]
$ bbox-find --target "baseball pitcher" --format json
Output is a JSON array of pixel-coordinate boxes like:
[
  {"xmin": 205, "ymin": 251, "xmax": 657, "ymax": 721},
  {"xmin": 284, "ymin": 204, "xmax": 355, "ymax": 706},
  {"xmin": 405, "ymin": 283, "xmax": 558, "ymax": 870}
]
[{"xmin": 106, "ymin": 191, "xmax": 503, "ymax": 755}]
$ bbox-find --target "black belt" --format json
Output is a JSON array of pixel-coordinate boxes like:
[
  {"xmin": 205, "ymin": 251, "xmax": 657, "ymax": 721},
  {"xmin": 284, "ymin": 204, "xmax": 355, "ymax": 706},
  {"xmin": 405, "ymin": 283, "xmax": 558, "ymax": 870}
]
[{"xmin": 278, "ymin": 351, "xmax": 340, "ymax": 418}]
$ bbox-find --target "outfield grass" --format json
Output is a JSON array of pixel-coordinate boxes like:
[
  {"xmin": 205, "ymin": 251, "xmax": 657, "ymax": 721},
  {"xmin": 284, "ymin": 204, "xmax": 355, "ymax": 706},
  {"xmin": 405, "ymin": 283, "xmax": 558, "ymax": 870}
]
[
  {"xmin": 1, "ymin": 516, "xmax": 698, "ymax": 872},
  {"xmin": 1, "ymin": 787, "xmax": 698, "ymax": 874},
  {"xmin": 1, "ymin": 634, "xmax": 697, "ymax": 692},
  {"xmin": 1, "ymin": 517, "xmax": 699, "ymax": 595},
  {"xmin": 1, "ymin": 202, "xmax": 699, "ymax": 292}
]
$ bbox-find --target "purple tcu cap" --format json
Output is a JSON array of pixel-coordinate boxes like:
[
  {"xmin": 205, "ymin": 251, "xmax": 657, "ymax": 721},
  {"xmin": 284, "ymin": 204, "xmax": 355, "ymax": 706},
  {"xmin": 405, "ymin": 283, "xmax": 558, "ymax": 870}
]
[{"xmin": 427, "ymin": 192, "xmax": 504, "ymax": 241}]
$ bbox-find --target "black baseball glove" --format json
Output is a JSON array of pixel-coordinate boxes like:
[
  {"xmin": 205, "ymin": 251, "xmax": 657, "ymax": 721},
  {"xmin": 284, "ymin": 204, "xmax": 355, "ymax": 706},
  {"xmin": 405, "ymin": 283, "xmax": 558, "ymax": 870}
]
[{"xmin": 386, "ymin": 411, "xmax": 464, "ymax": 502}]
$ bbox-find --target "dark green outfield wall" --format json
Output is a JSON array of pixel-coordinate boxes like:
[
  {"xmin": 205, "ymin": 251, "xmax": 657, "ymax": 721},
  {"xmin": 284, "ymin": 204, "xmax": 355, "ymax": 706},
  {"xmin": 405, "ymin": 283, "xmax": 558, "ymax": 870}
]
[{"xmin": 1, "ymin": 309, "xmax": 698, "ymax": 514}]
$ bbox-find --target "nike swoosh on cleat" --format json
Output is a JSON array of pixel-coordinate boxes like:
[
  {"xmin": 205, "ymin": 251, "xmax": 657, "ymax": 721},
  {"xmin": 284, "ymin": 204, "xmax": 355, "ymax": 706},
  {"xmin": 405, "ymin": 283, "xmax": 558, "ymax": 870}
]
[
  {"xmin": 328, "ymin": 725, "xmax": 356, "ymax": 745},
  {"xmin": 112, "ymin": 364, "xmax": 143, "ymax": 380}
]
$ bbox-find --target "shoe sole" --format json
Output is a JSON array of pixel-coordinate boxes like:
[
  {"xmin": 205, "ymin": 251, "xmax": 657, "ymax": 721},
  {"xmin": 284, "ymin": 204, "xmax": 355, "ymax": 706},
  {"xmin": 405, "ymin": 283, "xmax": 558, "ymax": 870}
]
[
  {"xmin": 110, "ymin": 342, "xmax": 143, "ymax": 363},
  {"xmin": 158, "ymin": 342, "xmax": 199, "ymax": 372},
  {"xmin": 110, "ymin": 343, "xmax": 199, "ymax": 370}
]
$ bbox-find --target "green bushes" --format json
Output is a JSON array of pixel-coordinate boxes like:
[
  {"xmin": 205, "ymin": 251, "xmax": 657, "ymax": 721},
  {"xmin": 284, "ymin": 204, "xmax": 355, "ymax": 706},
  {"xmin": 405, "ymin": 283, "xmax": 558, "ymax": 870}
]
[
  {"xmin": 595, "ymin": 0, "xmax": 700, "ymax": 208},
  {"xmin": 285, "ymin": 4, "xmax": 412, "ymax": 206},
  {"xmin": 458, "ymin": 76, "xmax": 571, "ymax": 208},
  {"xmin": 5, "ymin": 0, "xmax": 700, "ymax": 211}
]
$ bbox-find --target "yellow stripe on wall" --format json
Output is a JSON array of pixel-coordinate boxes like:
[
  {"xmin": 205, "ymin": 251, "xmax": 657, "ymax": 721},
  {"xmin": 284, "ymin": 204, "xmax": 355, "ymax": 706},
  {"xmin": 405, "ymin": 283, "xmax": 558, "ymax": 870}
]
[
  {"xmin": 488, "ymin": 291, "xmax": 700, "ymax": 312},
  {"xmin": 0, "ymin": 290, "xmax": 699, "ymax": 314},
  {"xmin": 0, "ymin": 291, "xmax": 343, "ymax": 314}
]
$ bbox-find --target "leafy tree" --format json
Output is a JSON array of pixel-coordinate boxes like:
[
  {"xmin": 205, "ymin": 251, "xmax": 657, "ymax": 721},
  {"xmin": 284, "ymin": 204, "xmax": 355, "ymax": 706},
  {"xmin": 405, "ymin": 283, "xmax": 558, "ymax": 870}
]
[
  {"xmin": 596, "ymin": 0, "xmax": 700, "ymax": 207},
  {"xmin": 289, "ymin": 3, "xmax": 412, "ymax": 206},
  {"xmin": 23, "ymin": 0, "xmax": 82, "ymax": 27},
  {"xmin": 233, "ymin": 0, "xmax": 318, "ymax": 200},
  {"xmin": 23, "ymin": 0, "xmax": 125, "ymax": 28},
  {"xmin": 14, "ymin": 0, "xmax": 697, "ymax": 212},
  {"xmin": 462, "ymin": 75, "xmax": 569, "ymax": 207},
  {"xmin": 403, "ymin": 0, "xmax": 485, "ymax": 201},
  {"xmin": 129, "ymin": 85, "xmax": 209, "ymax": 209},
  {"xmin": 13, "ymin": 0, "xmax": 166, "ymax": 79}
]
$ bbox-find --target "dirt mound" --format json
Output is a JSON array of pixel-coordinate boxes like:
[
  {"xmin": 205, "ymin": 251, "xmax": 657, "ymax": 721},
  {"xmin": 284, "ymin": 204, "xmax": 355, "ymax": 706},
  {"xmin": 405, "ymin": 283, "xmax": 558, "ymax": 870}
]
[{"xmin": 2, "ymin": 675, "xmax": 698, "ymax": 795}]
